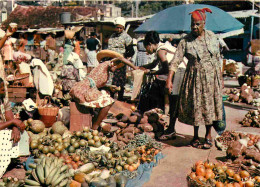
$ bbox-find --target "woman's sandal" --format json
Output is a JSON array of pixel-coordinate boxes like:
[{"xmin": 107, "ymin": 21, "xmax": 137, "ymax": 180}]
[
  {"xmin": 158, "ymin": 132, "xmax": 176, "ymax": 141},
  {"xmin": 202, "ymin": 139, "xmax": 213, "ymax": 149},
  {"xmin": 190, "ymin": 139, "xmax": 203, "ymax": 149}
]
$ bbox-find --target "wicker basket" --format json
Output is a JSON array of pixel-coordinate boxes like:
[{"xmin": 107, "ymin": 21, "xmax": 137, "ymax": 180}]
[
  {"xmin": 187, "ymin": 176, "xmax": 214, "ymax": 187},
  {"xmin": 38, "ymin": 97, "xmax": 59, "ymax": 127},
  {"xmin": 13, "ymin": 70, "xmax": 30, "ymax": 87}
]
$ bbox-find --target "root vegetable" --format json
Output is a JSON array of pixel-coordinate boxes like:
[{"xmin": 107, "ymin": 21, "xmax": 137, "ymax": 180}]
[
  {"xmin": 122, "ymin": 127, "xmax": 135, "ymax": 134},
  {"xmin": 123, "ymin": 133, "xmax": 134, "ymax": 140},
  {"xmin": 129, "ymin": 116, "xmax": 138, "ymax": 123},
  {"xmin": 100, "ymin": 122, "xmax": 111, "ymax": 133},
  {"xmin": 116, "ymin": 122, "xmax": 127, "ymax": 128},
  {"xmin": 140, "ymin": 116, "xmax": 148, "ymax": 124}
]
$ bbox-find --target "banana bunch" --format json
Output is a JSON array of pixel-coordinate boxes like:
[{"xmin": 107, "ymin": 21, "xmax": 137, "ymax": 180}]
[
  {"xmin": 25, "ymin": 156, "xmax": 73, "ymax": 187},
  {"xmin": 0, "ymin": 177, "xmax": 24, "ymax": 187}
]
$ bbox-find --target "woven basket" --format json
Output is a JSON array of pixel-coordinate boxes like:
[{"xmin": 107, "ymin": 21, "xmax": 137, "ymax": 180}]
[
  {"xmin": 186, "ymin": 176, "xmax": 214, "ymax": 187},
  {"xmin": 38, "ymin": 97, "xmax": 59, "ymax": 116},
  {"xmin": 13, "ymin": 70, "xmax": 30, "ymax": 87},
  {"xmin": 65, "ymin": 30, "xmax": 75, "ymax": 39}
]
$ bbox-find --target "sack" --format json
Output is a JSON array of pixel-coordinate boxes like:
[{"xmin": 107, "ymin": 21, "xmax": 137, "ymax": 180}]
[{"xmin": 213, "ymin": 102, "xmax": 226, "ymax": 135}]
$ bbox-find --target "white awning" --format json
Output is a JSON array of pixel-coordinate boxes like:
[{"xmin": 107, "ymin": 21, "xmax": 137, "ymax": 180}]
[
  {"xmin": 228, "ymin": 10, "xmax": 258, "ymax": 18},
  {"xmin": 216, "ymin": 28, "xmax": 245, "ymax": 38}
]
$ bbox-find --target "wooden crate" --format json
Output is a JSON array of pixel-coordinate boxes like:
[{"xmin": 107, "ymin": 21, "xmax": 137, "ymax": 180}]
[
  {"xmin": 7, "ymin": 87, "xmax": 27, "ymax": 103},
  {"xmin": 70, "ymin": 102, "xmax": 92, "ymax": 132}
]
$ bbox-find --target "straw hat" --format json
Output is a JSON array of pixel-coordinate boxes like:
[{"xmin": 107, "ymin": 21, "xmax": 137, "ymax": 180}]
[{"xmin": 97, "ymin": 50, "xmax": 123, "ymax": 62}]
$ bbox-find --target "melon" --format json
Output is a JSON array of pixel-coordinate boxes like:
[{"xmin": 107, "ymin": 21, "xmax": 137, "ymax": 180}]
[{"xmin": 30, "ymin": 120, "xmax": 45, "ymax": 134}]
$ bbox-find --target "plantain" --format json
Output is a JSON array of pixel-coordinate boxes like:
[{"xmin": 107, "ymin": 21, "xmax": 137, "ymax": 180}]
[
  {"xmin": 25, "ymin": 179, "xmax": 41, "ymax": 186},
  {"xmin": 50, "ymin": 168, "xmax": 61, "ymax": 185},
  {"xmin": 36, "ymin": 164, "xmax": 44, "ymax": 184},
  {"xmin": 28, "ymin": 163, "xmax": 37, "ymax": 169},
  {"xmin": 31, "ymin": 169, "xmax": 40, "ymax": 184},
  {"xmin": 41, "ymin": 157, "xmax": 46, "ymax": 168},
  {"xmin": 46, "ymin": 167, "xmax": 59, "ymax": 185},
  {"xmin": 26, "ymin": 170, "xmax": 32, "ymax": 175},
  {"xmin": 44, "ymin": 163, "xmax": 50, "ymax": 179},
  {"xmin": 51, "ymin": 173, "xmax": 66, "ymax": 186},
  {"xmin": 58, "ymin": 178, "xmax": 69, "ymax": 187},
  {"xmin": 60, "ymin": 165, "xmax": 69, "ymax": 173}
]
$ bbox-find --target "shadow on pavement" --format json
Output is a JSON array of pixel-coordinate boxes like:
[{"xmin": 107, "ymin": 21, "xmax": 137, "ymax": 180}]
[{"xmin": 158, "ymin": 133, "xmax": 195, "ymax": 147}]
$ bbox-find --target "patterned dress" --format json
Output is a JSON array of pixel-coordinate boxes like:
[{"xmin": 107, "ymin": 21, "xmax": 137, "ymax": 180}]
[
  {"xmin": 70, "ymin": 61, "xmax": 114, "ymax": 108},
  {"xmin": 108, "ymin": 32, "xmax": 132, "ymax": 87},
  {"xmin": 169, "ymin": 30, "xmax": 222, "ymax": 126},
  {"xmin": 60, "ymin": 65, "xmax": 80, "ymax": 92}
]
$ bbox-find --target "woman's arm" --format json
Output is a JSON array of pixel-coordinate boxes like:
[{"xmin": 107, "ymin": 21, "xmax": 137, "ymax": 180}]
[
  {"xmin": 149, "ymin": 49, "xmax": 169, "ymax": 75},
  {"xmin": 113, "ymin": 57, "xmax": 138, "ymax": 70}
]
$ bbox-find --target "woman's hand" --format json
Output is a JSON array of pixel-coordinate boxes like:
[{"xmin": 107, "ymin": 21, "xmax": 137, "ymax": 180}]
[
  {"xmin": 11, "ymin": 126, "xmax": 21, "ymax": 144},
  {"xmin": 166, "ymin": 77, "xmax": 173, "ymax": 95}
]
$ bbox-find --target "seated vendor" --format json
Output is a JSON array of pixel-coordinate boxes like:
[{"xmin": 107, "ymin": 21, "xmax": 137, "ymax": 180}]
[{"xmin": 0, "ymin": 77, "xmax": 25, "ymax": 142}]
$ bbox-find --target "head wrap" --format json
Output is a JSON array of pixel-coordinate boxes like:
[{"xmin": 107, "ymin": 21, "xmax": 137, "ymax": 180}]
[
  {"xmin": 114, "ymin": 17, "xmax": 126, "ymax": 28},
  {"xmin": 190, "ymin": 8, "xmax": 212, "ymax": 21}
]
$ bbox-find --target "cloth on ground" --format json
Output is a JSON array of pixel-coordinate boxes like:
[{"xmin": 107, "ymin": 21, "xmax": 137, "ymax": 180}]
[
  {"xmin": 131, "ymin": 69, "xmax": 145, "ymax": 100},
  {"xmin": 125, "ymin": 152, "xmax": 164, "ymax": 187},
  {"xmin": 67, "ymin": 52, "xmax": 87, "ymax": 81},
  {"xmin": 31, "ymin": 59, "xmax": 54, "ymax": 96}
]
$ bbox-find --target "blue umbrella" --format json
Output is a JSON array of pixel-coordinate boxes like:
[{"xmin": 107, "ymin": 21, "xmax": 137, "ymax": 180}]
[{"xmin": 134, "ymin": 4, "xmax": 244, "ymax": 34}]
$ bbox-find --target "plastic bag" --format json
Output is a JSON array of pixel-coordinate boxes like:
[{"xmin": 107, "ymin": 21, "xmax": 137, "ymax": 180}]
[{"xmin": 213, "ymin": 102, "xmax": 226, "ymax": 135}]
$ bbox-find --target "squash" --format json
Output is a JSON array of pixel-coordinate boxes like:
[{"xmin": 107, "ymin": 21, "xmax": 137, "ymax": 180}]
[
  {"xmin": 77, "ymin": 163, "xmax": 95, "ymax": 174},
  {"xmin": 74, "ymin": 172, "xmax": 87, "ymax": 183},
  {"xmin": 89, "ymin": 177, "xmax": 108, "ymax": 187},
  {"xmin": 114, "ymin": 173, "xmax": 128, "ymax": 187},
  {"xmin": 51, "ymin": 121, "xmax": 68, "ymax": 135},
  {"xmin": 70, "ymin": 180, "xmax": 81, "ymax": 187},
  {"xmin": 30, "ymin": 120, "xmax": 45, "ymax": 134}
]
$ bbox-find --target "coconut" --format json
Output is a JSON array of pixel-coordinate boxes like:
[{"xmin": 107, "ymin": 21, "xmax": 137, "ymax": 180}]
[
  {"xmin": 30, "ymin": 120, "xmax": 45, "ymax": 134},
  {"xmin": 51, "ymin": 121, "xmax": 68, "ymax": 135}
]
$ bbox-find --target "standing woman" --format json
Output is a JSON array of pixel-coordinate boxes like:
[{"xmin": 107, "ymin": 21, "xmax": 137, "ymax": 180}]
[
  {"xmin": 166, "ymin": 8, "xmax": 223, "ymax": 149},
  {"xmin": 108, "ymin": 17, "xmax": 134, "ymax": 101}
]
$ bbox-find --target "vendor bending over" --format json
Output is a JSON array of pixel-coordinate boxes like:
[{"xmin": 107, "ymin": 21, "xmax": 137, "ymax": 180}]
[
  {"xmin": 0, "ymin": 77, "xmax": 25, "ymax": 143},
  {"xmin": 70, "ymin": 56, "xmax": 138, "ymax": 130}
]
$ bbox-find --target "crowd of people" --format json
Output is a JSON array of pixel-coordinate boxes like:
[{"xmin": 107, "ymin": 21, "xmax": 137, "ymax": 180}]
[{"xmin": 0, "ymin": 8, "xmax": 227, "ymax": 152}]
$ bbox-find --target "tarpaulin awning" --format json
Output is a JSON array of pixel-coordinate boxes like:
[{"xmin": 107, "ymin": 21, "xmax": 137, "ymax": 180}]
[{"xmin": 134, "ymin": 4, "xmax": 244, "ymax": 34}]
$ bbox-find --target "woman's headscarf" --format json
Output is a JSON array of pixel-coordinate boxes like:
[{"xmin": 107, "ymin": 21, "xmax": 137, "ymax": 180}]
[{"xmin": 190, "ymin": 8, "xmax": 212, "ymax": 21}]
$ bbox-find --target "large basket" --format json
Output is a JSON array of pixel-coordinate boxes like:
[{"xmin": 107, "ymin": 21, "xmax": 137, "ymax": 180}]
[
  {"xmin": 13, "ymin": 70, "xmax": 30, "ymax": 87},
  {"xmin": 38, "ymin": 97, "xmax": 59, "ymax": 127}
]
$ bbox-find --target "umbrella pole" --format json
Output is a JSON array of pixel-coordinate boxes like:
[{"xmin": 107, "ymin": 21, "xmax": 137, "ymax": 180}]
[{"xmin": 250, "ymin": 0, "xmax": 255, "ymax": 40}]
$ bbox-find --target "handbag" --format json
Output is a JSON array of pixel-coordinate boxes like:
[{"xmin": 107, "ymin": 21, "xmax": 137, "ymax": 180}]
[
  {"xmin": 213, "ymin": 102, "xmax": 226, "ymax": 135},
  {"xmin": 138, "ymin": 75, "xmax": 165, "ymax": 113}
]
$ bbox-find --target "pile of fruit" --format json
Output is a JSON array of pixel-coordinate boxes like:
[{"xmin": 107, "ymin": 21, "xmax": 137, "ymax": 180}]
[
  {"xmin": 240, "ymin": 109, "xmax": 260, "ymax": 128},
  {"xmin": 215, "ymin": 131, "xmax": 239, "ymax": 151},
  {"xmin": 187, "ymin": 160, "xmax": 260, "ymax": 187},
  {"xmin": 25, "ymin": 155, "xmax": 73, "ymax": 186}
]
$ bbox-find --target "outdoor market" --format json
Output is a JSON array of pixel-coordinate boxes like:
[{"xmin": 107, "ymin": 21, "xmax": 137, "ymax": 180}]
[{"xmin": 0, "ymin": 1, "xmax": 259, "ymax": 187}]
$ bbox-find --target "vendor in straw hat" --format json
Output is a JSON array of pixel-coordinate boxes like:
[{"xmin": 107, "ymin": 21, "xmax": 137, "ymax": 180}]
[
  {"xmin": 166, "ymin": 8, "xmax": 223, "ymax": 149},
  {"xmin": 70, "ymin": 54, "xmax": 138, "ymax": 130},
  {"xmin": 107, "ymin": 17, "xmax": 135, "ymax": 101}
]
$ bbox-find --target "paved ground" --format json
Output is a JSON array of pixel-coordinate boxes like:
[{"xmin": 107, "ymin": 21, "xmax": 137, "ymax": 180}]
[{"xmin": 143, "ymin": 104, "xmax": 258, "ymax": 187}]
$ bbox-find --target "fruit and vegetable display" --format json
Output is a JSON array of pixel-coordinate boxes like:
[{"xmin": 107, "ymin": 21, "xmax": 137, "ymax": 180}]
[
  {"xmin": 240, "ymin": 109, "xmax": 260, "ymax": 128},
  {"xmin": 0, "ymin": 177, "xmax": 24, "ymax": 187},
  {"xmin": 187, "ymin": 160, "xmax": 260, "ymax": 187},
  {"xmin": 224, "ymin": 84, "xmax": 259, "ymax": 105},
  {"xmin": 24, "ymin": 116, "xmax": 162, "ymax": 187}
]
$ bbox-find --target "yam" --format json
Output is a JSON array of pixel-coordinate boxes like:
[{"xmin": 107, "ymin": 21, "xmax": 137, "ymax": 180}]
[
  {"xmin": 129, "ymin": 116, "xmax": 138, "ymax": 123},
  {"xmin": 123, "ymin": 132, "xmax": 134, "ymax": 140},
  {"xmin": 140, "ymin": 116, "xmax": 148, "ymax": 124},
  {"xmin": 101, "ymin": 123, "xmax": 112, "ymax": 133},
  {"xmin": 116, "ymin": 122, "xmax": 127, "ymax": 128},
  {"xmin": 139, "ymin": 123, "xmax": 153, "ymax": 132},
  {"xmin": 226, "ymin": 141, "xmax": 246, "ymax": 159},
  {"xmin": 120, "ymin": 115, "xmax": 129, "ymax": 123},
  {"xmin": 122, "ymin": 127, "xmax": 135, "ymax": 134}
]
